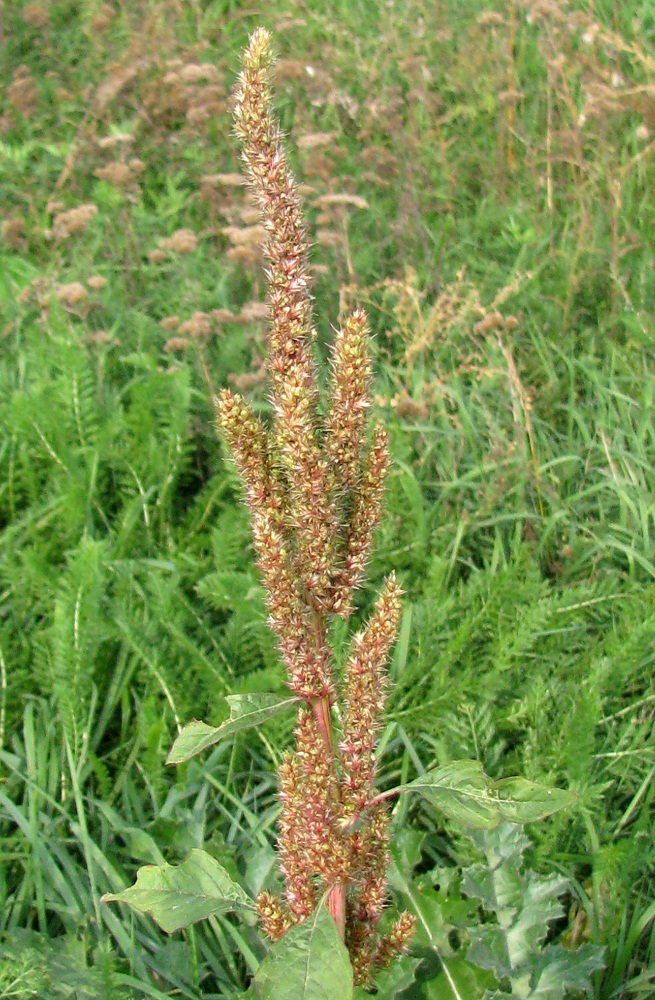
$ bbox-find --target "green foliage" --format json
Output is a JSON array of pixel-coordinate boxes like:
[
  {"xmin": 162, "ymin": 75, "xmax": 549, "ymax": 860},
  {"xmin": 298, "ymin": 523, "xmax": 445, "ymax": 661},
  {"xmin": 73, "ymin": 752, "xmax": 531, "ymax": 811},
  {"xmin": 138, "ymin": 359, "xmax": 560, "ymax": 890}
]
[
  {"xmin": 396, "ymin": 762, "xmax": 576, "ymax": 829},
  {"xmin": 0, "ymin": 698, "xmax": 271, "ymax": 997},
  {"xmin": 0, "ymin": 930, "xmax": 130, "ymax": 1000},
  {"xmin": 168, "ymin": 694, "xmax": 299, "ymax": 765},
  {"xmin": 463, "ymin": 825, "xmax": 605, "ymax": 998},
  {"xmin": 248, "ymin": 905, "xmax": 353, "ymax": 1000},
  {"xmin": 102, "ymin": 849, "xmax": 254, "ymax": 933},
  {"xmin": 382, "ymin": 823, "xmax": 603, "ymax": 1000}
]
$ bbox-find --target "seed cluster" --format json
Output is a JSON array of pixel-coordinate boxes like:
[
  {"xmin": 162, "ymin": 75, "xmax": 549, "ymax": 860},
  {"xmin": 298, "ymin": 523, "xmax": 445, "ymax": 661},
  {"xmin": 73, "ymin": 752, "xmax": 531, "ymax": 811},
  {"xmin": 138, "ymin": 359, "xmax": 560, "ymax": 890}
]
[{"xmin": 217, "ymin": 28, "xmax": 414, "ymax": 985}]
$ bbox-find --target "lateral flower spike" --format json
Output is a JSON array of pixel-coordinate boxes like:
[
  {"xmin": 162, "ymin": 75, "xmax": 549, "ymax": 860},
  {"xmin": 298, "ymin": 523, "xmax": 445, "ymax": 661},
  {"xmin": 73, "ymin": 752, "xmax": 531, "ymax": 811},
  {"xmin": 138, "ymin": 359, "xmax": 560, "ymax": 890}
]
[
  {"xmin": 221, "ymin": 29, "xmax": 414, "ymax": 986},
  {"xmin": 332, "ymin": 425, "xmax": 391, "ymax": 617},
  {"xmin": 326, "ymin": 307, "xmax": 373, "ymax": 493},
  {"xmin": 340, "ymin": 575, "xmax": 403, "ymax": 812}
]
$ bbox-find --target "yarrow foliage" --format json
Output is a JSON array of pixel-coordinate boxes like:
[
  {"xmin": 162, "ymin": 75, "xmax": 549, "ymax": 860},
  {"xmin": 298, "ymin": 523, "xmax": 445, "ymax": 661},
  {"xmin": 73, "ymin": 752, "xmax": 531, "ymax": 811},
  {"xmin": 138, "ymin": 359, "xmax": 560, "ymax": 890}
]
[{"xmin": 217, "ymin": 27, "xmax": 414, "ymax": 986}]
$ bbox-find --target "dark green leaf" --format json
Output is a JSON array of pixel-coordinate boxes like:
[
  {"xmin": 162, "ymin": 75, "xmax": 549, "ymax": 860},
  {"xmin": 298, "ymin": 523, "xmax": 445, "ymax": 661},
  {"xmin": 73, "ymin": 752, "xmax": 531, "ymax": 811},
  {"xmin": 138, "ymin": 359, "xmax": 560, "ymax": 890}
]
[
  {"xmin": 101, "ymin": 848, "xmax": 253, "ymax": 933},
  {"xmin": 251, "ymin": 904, "xmax": 353, "ymax": 1000},
  {"xmin": 167, "ymin": 694, "xmax": 299, "ymax": 765}
]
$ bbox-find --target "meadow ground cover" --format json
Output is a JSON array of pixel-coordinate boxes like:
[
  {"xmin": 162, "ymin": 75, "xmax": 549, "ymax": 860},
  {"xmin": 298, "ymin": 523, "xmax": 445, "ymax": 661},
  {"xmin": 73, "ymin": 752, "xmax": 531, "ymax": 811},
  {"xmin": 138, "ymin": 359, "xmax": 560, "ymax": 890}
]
[{"xmin": 1, "ymin": 0, "xmax": 654, "ymax": 996}]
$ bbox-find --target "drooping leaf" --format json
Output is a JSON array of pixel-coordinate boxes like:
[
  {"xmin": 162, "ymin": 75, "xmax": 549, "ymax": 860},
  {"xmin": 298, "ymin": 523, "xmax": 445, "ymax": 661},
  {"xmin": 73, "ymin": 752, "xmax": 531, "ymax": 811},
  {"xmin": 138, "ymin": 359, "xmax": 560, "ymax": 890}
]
[
  {"xmin": 396, "ymin": 761, "xmax": 576, "ymax": 829},
  {"xmin": 251, "ymin": 904, "xmax": 353, "ymax": 1000},
  {"xmin": 101, "ymin": 848, "xmax": 253, "ymax": 933},
  {"xmin": 167, "ymin": 693, "xmax": 299, "ymax": 764}
]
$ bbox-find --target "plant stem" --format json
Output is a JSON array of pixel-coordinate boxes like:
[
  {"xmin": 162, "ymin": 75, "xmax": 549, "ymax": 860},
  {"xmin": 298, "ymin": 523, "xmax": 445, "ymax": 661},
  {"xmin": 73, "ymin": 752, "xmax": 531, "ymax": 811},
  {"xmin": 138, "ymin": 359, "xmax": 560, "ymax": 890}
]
[
  {"xmin": 327, "ymin": 880, "xmax": 346, "ymax": 942},
  {"xmin": 309, "ymin": 693, "xmax": 347, "ymax": 940},
  {"xmin": 310, "ymin": 694, "xmax": 333, "ymax": 756}
]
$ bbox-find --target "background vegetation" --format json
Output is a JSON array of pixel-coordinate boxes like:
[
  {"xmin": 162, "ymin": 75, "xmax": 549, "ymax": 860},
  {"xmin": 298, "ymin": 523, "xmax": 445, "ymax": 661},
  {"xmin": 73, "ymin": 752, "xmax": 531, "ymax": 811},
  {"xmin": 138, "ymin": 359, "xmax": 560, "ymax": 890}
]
[{"xmin": 1, "ymin": 0, "xmax": 654, "ymax": 996}]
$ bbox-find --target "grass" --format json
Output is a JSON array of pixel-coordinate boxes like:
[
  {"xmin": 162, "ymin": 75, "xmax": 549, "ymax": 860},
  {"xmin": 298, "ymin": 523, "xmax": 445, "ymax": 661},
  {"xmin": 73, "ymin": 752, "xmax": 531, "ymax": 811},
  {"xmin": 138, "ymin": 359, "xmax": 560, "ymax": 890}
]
[{"xmin": 1, "ymin": 0, "xmax": 654, "ymax": 996}]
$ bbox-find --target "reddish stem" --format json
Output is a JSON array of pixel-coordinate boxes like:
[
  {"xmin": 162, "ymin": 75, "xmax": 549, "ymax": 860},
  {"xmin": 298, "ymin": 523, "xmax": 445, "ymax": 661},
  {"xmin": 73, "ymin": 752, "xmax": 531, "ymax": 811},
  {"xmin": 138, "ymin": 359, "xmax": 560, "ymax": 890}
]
[
  {"xmin": 327, "ymin": 880, "xmax": 346, "ymax": 941},
  {"xmin": 310, "ymin": 695, "xmax": 333, "ymax": 756},
  {"xmin": 308, "ymin": 693, "xmax": 347, "ymax": 941}
]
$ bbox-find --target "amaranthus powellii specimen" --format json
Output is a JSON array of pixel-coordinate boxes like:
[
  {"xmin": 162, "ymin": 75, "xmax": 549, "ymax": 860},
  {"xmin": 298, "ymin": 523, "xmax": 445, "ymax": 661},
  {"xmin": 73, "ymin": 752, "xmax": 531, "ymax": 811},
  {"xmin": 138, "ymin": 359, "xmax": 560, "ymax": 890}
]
[{"xmin": 216, "ymin": 28, "xmax": 415, "ymax": 987}]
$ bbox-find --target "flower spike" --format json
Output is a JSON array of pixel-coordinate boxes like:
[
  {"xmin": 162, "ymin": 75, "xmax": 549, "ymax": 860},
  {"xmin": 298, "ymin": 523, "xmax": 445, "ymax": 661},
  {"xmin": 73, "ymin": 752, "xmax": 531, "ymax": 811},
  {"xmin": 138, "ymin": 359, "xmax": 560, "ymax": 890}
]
[{"xmin": 220, "ymin": 29, "xmax": 414, "ymax": 986}]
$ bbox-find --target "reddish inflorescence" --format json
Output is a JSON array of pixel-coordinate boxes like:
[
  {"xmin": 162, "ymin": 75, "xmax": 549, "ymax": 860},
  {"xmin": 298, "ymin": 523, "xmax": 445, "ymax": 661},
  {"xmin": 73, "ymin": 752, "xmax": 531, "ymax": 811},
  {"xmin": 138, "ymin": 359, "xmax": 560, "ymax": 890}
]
[{"xmin": 216, "ymin": 28, "xmax": 415, "ymax": 986}]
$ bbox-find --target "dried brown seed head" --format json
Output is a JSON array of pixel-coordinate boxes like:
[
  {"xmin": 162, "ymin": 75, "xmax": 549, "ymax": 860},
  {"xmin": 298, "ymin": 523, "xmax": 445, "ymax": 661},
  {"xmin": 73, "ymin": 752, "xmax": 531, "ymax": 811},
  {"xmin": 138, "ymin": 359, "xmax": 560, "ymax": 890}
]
[
  {"xmin": 87, "ymin": 275, "xmax": 107, "ymax": 291},
  {"xmin": 56, "ymin": 282, "xmax": 88, "ymax": 306},
  {"xmin": 52, "ymin": 204, "xmax": 98, "ymax": 239},
  {"xmin": 163, "ymin": 337, "xmax": 189, "ymax": 353},
  {"xmin": 159, "ymin": 228, "xmax": 198, "ymax": 254}
]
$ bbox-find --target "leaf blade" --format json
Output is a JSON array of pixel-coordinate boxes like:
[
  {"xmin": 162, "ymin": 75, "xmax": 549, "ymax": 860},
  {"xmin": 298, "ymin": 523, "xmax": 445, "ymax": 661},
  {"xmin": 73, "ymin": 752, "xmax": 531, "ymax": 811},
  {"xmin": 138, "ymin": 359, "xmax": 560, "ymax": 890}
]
[
  {"xmin": 101, "ymin": 848, "xmax": 253, "ymax": 933},
  {"xmin": 396, "ymin": 761, "xmax": 576, "ymax": 829},
  {"xmin": 167, "ymin": 693, "xmax": 299, "ymax": 765},
  {"xmin": 494, "ymin": 776, "xmax": 577, "ymax": 825},
  {"xmin": 252, "ymin": 904, "xmax": 353, "ymax": 1000}
]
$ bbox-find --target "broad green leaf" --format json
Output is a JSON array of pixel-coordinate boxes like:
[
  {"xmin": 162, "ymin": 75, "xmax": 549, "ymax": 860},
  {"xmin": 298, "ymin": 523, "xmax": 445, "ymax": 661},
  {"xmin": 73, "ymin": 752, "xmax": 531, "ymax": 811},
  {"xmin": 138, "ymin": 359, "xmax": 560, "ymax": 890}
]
[
  {"xmin": 402, "ymin": 762, "xmax": 500, "ymax": 828},
  {"xmin": 479, "ymin": 943, "xmax": 605, "ymax": 1000},
  {"xmin": 167, "ymin": 693, "xmax": 299, "ymax": 765},
  {"xmin": 530, "ymin": 944, "xmax": 606, "ymax": 997},
  {"xmin": 462, "ymin": 823, "xmax": 604, "ymax": 999},
  {"xmin": 424, "ymin": 956, "xmax": 495, "ymax": 1000},
  {"xmin": 466, "ymin": 866, "xmax": 573, "ymax": 983},
  {"xmin": 101, "ymin": 848, "xmax": 253, "ymax": 933},
  {"xmin": 467, "ymin": 925, "xmax": 513, "ymax": 979},
  {"xmin": 493, "ymin": 777, "xmax": 578, "ymax": 825},
  {"xmin": 397, "ymin": 761, "xmax": 576, "ymax": 829},
  {"xmin": 371, "ymin": 955, "xmax": 421, "ymax": 999},
  {"xmin": 251, "ymin": 904, "xmax": 353, "ymax": 1000}
]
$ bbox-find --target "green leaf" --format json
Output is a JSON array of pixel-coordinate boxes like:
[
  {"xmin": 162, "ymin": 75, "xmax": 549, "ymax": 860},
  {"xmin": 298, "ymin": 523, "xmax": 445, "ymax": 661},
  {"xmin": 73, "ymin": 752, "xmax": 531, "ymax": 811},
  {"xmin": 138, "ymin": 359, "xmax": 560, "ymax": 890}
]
[
  {"xmin": 467, "ymin": 870, "xmax": 568, "ymax": 969},
  {"xmin": 251, "ymin": 904, "xmax": 353, "ymax": 1000},
  {"xmin": 371, "ymin": 955, "xmax": 422, "ymax": 999},
  {"xmin": 401, "ymin": 762, "xmax": 500, "ymax": 828},
  {"xmin": 167, "ymin": 693, "xmax": 299, "ymax": 764},
  {"xmin": 529, "ymin": 944, "xmax": 606, "ymax": 998},
  {"xmin": 101, "ymin": 848, "xmax": 253, "ymax": 933},
  {"xmin": 424, "ymin": 956, "xmax": 495, "ymax": 1000},
  {"xmin": 467, "ymin": 925, "xmax": 513, "ymax": 979},
  {"xmin": 462, "ymin": 825, "xmax": 604, "ymax": 998},
  {"xmin": 397, "ymin": 761, "xmax": 576, "ymax": 829},
  {"xmin": 493, "ymin": 776, "xmax": 578, "ymax": 825}
]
